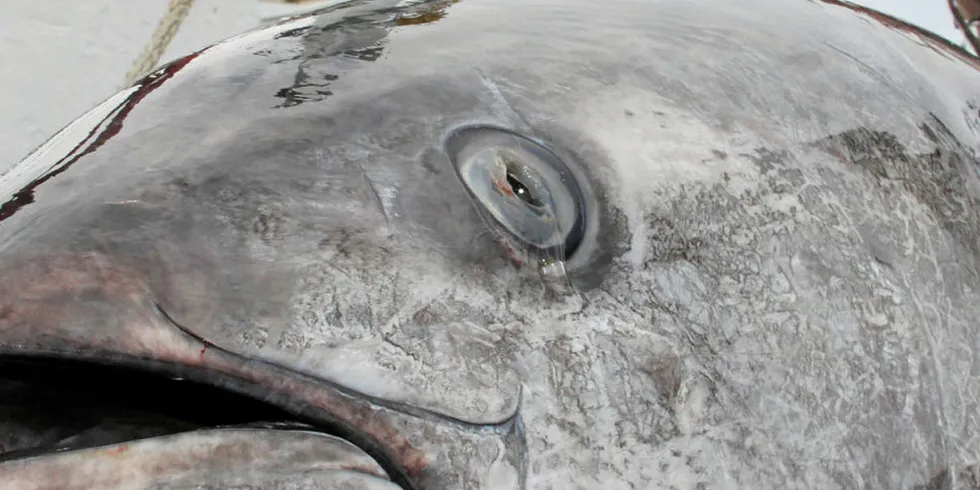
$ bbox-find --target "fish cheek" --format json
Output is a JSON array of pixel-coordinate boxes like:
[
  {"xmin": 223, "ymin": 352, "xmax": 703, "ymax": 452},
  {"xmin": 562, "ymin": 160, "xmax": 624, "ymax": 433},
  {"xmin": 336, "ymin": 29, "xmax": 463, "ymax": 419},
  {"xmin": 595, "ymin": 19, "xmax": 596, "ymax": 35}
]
[
  {"xmin": 278, "ymin": 221, "xmax": 535, "ymax": 424},
  {"xmin": 0, "ymin": 251, "xmax": 210, "ymax": 361}
]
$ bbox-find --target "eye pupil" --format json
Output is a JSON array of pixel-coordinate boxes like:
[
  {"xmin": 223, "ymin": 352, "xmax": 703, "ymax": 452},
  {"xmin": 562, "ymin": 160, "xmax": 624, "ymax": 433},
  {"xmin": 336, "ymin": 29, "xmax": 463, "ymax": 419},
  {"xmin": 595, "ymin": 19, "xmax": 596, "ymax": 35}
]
[{"xmin": 505, "ymin": 170, "xmax": 540, "ymax": 206}]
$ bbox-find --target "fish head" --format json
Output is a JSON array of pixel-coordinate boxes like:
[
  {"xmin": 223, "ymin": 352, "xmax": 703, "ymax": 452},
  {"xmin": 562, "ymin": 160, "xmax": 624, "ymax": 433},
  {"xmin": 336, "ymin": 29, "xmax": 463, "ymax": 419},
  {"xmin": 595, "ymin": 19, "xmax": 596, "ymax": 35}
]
[{"xmin": 2, "ymin": 0, "xmax": 980, "ymax": 489}]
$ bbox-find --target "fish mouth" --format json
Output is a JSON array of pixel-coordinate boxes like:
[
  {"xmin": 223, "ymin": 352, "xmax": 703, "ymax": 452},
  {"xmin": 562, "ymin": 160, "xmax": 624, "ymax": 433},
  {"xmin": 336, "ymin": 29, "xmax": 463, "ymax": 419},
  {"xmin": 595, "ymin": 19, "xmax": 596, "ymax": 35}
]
[
  {"xmin": 0, "ymin": 252, "xmax": 527, "ymax": 490},
  {"xmin": 0, "ymin": 354, "xmax": 404, "ymax": 488}
]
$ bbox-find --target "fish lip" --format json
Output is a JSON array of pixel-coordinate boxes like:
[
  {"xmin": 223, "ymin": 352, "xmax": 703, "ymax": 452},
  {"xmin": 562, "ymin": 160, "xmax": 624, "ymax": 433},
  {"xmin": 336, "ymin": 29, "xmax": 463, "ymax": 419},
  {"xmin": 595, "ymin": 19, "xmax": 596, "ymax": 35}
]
[
  {"xmin": 0, "ymin": 286, "xmax": 530, "ymax": 490},
  {"xmin": 0, "ymin": 351, "xmax": 409, "ymax": 488}
]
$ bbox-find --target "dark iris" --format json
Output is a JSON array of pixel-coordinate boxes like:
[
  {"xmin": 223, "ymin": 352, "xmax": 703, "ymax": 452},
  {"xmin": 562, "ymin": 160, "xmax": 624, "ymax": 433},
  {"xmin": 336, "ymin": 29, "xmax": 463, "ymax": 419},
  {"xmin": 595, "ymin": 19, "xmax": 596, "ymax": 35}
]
[{"xmin": 506, "ymin": 169, "xmax": 541, "ymax": 207}]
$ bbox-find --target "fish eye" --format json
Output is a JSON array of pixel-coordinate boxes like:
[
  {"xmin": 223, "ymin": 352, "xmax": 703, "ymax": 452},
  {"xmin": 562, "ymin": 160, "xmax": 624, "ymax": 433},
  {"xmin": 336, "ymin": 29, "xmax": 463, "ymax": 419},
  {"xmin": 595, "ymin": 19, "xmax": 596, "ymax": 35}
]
[{"xmin": 445, "ymin": 126, "xmax": 587, "ymax": 264}]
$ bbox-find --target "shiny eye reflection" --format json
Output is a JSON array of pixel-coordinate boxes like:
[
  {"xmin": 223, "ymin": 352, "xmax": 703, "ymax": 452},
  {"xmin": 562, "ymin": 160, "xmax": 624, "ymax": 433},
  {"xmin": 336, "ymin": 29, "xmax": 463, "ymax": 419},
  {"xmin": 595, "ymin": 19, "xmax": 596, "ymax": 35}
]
[
  {"xmin": 445, "ymin": 126, "xmax": 587, "ymax": 263},
  {"xmin": 506, "ymin": 167, "xmax": 539, "ymax": 207},
  {"xmin": 467, "ymin": 147, "xmax": 568, "ymax": 249}
]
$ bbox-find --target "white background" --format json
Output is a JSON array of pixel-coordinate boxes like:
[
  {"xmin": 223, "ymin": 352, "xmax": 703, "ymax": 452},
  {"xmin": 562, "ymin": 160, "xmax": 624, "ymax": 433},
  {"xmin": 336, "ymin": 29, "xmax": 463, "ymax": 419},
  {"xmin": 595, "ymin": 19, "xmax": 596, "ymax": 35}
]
[{"xmin": 0, "ymin": 0, "xmax": 970, "ymax": 170}]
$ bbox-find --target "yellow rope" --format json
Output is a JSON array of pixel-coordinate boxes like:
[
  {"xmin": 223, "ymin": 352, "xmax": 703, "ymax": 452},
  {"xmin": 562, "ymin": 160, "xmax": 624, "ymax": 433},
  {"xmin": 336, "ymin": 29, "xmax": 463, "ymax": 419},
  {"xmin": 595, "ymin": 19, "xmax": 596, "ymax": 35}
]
[{"xmin": 123, "ymin": 0, "xmax": 197, "ymax": 86}]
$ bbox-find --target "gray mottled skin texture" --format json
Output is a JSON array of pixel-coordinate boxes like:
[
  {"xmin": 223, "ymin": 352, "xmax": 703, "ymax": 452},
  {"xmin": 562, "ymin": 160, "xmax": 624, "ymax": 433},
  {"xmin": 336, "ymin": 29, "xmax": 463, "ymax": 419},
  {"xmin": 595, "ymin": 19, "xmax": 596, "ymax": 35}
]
[{"xmin": 1, "ymin": 0, "xmax": 980, "ymax": 488}]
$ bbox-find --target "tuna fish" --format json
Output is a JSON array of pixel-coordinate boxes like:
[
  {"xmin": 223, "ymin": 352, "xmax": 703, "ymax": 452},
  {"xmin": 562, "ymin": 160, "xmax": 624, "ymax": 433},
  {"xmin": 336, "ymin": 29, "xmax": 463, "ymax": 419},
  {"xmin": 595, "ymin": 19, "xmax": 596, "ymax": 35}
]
[{"xmin": 1, "ymin": 0, "xmax": 979, "ymax": 488}]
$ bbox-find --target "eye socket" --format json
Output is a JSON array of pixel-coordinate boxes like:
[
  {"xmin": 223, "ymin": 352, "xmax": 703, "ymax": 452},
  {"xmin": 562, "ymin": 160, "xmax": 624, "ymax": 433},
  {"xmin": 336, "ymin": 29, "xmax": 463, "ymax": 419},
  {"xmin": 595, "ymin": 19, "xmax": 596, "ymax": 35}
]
[{"xmin": 445, "ymin": 126, "xmax": 587, "ymax": 261}]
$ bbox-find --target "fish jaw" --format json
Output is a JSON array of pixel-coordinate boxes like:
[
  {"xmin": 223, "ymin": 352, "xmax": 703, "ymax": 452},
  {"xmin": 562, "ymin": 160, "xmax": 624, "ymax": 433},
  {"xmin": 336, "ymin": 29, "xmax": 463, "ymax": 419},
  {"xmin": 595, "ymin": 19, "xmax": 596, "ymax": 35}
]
[
  {"xmin": 0, "ymin": 251, "xmax": 528, "ymax": 490},
  {"xmin": 0, "ymin": 428, "xmax": 396, "ymax": 490}
]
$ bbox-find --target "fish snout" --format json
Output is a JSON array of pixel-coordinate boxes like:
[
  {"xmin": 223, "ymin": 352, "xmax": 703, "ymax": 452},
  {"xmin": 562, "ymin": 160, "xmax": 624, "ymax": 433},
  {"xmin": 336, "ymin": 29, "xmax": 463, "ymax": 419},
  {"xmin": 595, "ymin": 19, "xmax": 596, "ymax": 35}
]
[{"xmin": 0, "ymin": 252, "xmax": 202, "ymax": 359}]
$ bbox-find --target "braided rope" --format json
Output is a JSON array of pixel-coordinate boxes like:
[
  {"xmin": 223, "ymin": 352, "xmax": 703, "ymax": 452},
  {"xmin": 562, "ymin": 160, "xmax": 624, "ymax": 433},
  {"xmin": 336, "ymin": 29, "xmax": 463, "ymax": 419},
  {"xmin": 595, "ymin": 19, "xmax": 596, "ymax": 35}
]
[
  {"xmin": 123, "ymin": 0, "xmax": 197, "ymax": 86},
  {"xmin": 951, "ymin": 0, "xmax": 980, "ymax": 55}
]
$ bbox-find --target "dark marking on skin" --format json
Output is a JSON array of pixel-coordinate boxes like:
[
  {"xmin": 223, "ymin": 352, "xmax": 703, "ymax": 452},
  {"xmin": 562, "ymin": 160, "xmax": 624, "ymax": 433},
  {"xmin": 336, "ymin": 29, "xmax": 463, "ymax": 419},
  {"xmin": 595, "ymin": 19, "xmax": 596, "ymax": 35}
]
[
  {"xmin": 711, "ymin": 149, "xmax": 728, "ymax": 160},
  {"xmin": 274, "ymin": 68, "xmax": 340, "ymax": 108},
  {"xmin": 741, "ymin": 147, "xmax": 790, "ymax": 175},
  {"xmin": 420, "ymin": 149, "xmax": 443, "ymax": 175},
  {"xmin": 252, "ymin": 212, "xmax": 287, "ymax": 241},
  {"xmin": 408, "ymin": 0, "xmax": 464, "ymax": 24},
  {"xmin": 154, "ymin": 303, "xmax": 221, "ymax": 352},
  {"xmin": 912, "ymin": 463, "xmax": 980, "ymax": 490},
  {"xmin": 274, "ymin": 26, "xmax": 315, "ymax": 40},
  {"xmin": 608, "ymin": 206, "xmax": 633, "ymax": 258},
  {"xmin": 344, "ymin": 41, "xmax": 387, "ymax": 62},
  {"xmin": 644, "ymin": 213, "xmax": 706, "ymax": 266},
  {"xmin": 815, "ymin": 127, "xmax": 980, "ymax": 263},
  {"xmin": 271, "ymin": 12, "xmax": 400, "ymax": 108},
  {"xmin": 964, "ymin": 101, "xmax": 980, "ymax": 135},
  {"xmin": 640, "ymin": 352, "xmax": 683, "ymax": 404},
  {"xmin": 395, "ymin": 10, "xmax": 448, "ymax": 26},
  {"xmin": 872, "ymin": 251, "xmax": 895, "ymax": 270}
]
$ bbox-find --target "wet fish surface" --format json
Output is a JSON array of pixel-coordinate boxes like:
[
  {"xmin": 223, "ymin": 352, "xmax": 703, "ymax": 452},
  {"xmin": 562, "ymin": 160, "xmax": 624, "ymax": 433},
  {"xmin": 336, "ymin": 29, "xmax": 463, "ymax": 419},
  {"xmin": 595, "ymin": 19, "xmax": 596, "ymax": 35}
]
[{"xmin": 1, "ymin": 0, "xmax": 980, "ymax": 489}]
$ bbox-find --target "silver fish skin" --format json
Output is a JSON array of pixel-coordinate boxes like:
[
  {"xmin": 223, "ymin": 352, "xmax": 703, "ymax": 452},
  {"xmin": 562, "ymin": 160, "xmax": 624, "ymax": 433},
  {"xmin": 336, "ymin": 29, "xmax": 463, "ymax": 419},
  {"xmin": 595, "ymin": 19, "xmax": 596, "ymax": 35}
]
[{"xmin": 1, "ymin": 0, "xmax": 980, "ymax": 489}]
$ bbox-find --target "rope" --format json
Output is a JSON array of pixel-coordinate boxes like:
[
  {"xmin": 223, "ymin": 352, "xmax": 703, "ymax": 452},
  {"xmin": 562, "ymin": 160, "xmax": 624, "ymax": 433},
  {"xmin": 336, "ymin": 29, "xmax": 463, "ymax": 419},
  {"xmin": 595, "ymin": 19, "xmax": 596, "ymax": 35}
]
[
  {"xmin": 951, "ymin": 0, "xmax": 980, "ymax": 56},
  {"xmin": 123, "ymin": 0, "xmax": 197, "ymax": 86}
]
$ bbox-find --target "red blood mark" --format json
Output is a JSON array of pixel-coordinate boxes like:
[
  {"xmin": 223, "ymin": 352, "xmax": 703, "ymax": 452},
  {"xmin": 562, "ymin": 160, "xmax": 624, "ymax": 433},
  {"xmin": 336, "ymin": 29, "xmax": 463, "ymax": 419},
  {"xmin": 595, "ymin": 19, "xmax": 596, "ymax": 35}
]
[
  {"xmin": 200, "ymin": 346, "xmax": 207, "ymax": 357},
  {"xmin": 503, "ymin": 243, "xmax": 525, "ymax": 269},
  {"xmin": 106, "ymin": 444, "xmax": 130, "ymax": 456},
  {"xmin": 493, "ymin": 176, "xmax": 515, "ymax": 198}
]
